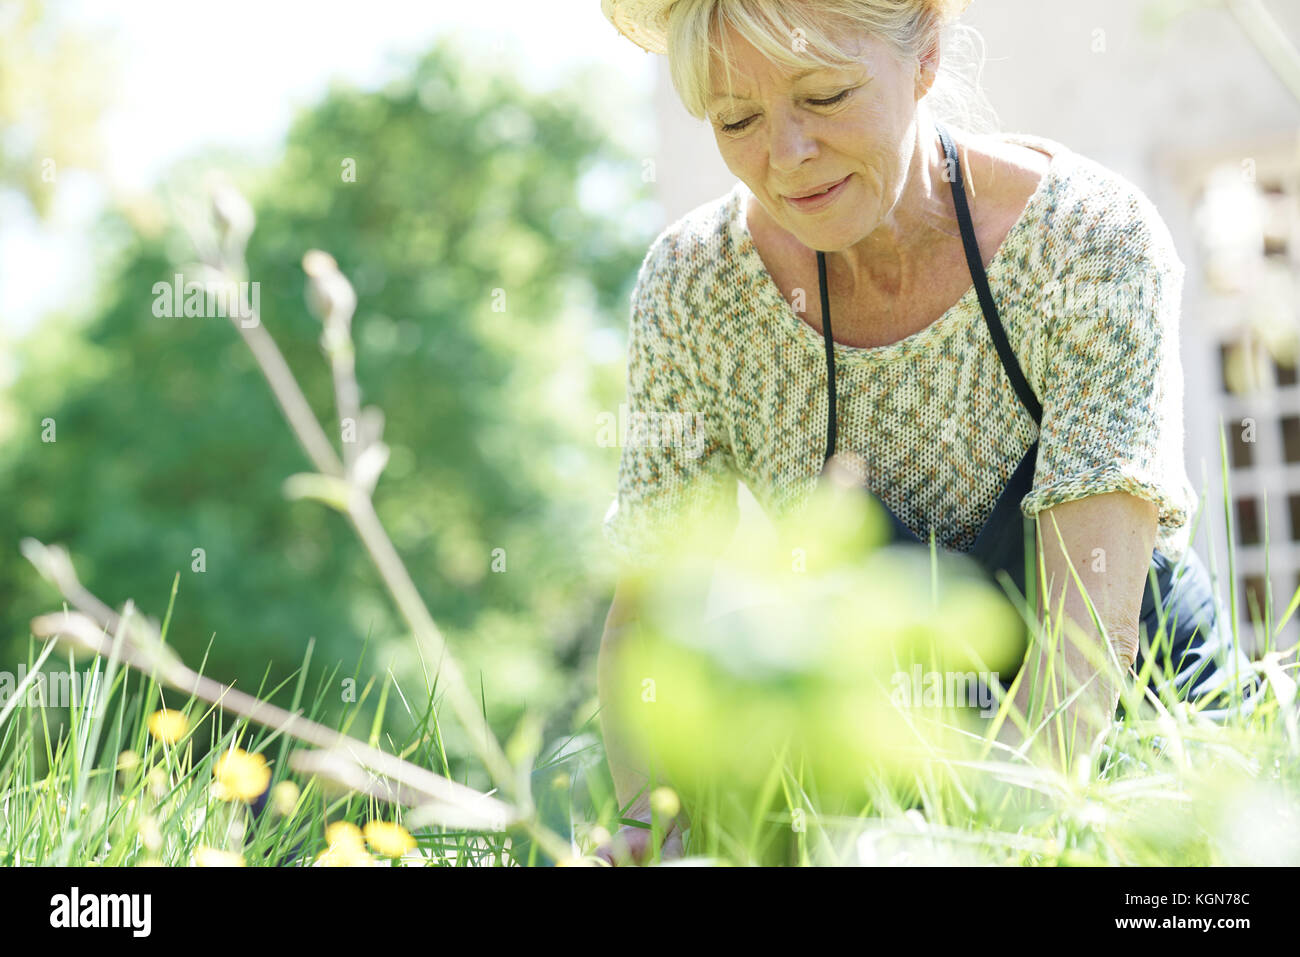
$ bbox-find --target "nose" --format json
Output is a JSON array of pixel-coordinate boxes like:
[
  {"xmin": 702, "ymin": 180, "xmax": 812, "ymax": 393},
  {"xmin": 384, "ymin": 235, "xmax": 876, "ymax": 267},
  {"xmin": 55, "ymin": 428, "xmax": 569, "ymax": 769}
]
[{"xmin": 767, "ymin": 105, "xmax": 818, "ymax": 175}]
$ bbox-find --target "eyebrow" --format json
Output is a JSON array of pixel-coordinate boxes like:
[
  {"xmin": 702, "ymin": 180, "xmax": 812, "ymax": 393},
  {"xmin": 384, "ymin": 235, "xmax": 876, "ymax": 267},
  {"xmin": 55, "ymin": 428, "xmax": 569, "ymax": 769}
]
[{"xmin": 708, "ymin": 68, "xmax": 831, "ymax": 105}]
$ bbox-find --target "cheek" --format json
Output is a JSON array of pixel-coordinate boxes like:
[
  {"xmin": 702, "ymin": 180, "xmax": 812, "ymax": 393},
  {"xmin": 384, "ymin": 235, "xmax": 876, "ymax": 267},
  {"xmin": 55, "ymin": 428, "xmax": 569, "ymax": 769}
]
[
  {"xmin": 714, "ymin": 134, "xmax": 743, "ymax": 163},
  {"xmin": 718, "ymin": 138, "xmax": 766, "ymax": 185},
  {"xmin": 839, "ymin": 121, "xmax": 894, "ymax": 187},
  {"xmin": 837, "ymin": 107, "xmax": 891, "ymax": 166},
  {"xmin": 848, "ymin": 101, "xmax": 915, "ymax": 185}
]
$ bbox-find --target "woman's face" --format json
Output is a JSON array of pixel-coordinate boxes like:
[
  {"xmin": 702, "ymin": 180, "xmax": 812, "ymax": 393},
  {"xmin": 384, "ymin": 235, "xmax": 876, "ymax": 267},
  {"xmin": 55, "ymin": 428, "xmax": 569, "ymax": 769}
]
[{"xmin": 707, "ymin": 23, "xmax": 930, "ymax": 253}]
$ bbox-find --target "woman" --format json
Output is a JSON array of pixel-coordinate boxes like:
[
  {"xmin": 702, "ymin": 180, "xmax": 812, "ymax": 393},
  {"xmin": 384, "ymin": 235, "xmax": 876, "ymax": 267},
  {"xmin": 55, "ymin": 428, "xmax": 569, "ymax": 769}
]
[{"xmin": 594, "ymin": 0, "xmax": 1255, "ymax": 866}]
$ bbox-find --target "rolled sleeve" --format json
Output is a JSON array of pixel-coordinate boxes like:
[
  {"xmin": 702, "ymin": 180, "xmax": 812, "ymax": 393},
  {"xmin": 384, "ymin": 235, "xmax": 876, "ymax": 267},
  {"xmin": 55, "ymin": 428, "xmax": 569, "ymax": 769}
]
[{"xmin": 1021, "ymin": 204, "xmax": 1197, "ymax": 533}]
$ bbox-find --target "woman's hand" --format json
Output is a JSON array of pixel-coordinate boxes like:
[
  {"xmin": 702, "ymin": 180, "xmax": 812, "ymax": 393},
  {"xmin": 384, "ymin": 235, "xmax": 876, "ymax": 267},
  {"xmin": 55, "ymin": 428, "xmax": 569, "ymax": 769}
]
[{"xmin": 593, "ymin": 809, "xmax": 687, "ymax": 866}]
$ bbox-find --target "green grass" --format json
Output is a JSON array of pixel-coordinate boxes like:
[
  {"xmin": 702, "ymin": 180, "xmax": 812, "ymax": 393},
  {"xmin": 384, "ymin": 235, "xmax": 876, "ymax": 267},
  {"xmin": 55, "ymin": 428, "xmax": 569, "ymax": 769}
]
[
  {"xmin": 3, "ymin": 441, "xmax": 1298, "ymax": 867},
  {"xmin": 3, "ymin": 184, "xmax": 1296, "ymax": 866},
  {"xmin": 0, "ymin": 579, "xmax": 522, "ymax": 866}
]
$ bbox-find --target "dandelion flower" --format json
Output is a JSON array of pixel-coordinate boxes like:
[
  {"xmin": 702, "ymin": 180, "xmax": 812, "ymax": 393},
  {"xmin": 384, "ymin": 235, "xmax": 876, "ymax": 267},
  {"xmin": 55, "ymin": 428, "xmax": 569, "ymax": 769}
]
[
  {"xmin": 137, "ymin": 816, "xmax": 162, "ymax": 852},
  {"xmin": 327, "ymin": 821, "xmax": 365, "ymax": 848},
  {"xmin": 194, "ymin": 845, "xmax": 245, "ymax": 867},
  {"xmin": 316, "ymin": 843, "xmax": 373, "ymax": 867},
  {"xmin": 650, "ymin": 786, "xmax": 680, "ymax": 819},
  {"xmin": 363, "ymin": 820, "xmax": 416, "ymax": 858},
  {"xmin": 147, "ymin": 765, "xmax": 168, "ymax": 799},
  {"xmin": 148, "ymin": 708, "xmax": 188, "ymax": 744},
  {"xmin": 317, "ymin": 821, "xmax": 373, "ymax": 867},
  {"xmin": 271, "ymin": 780, "xmax": 300, "ymax": 816},
  {"xmin": 117, "ymin": 749, "xmax": 141, "ymax": 773},
  {"xmin": 211, "ymin": 747, "xmax": 271, "ymax": 802}
]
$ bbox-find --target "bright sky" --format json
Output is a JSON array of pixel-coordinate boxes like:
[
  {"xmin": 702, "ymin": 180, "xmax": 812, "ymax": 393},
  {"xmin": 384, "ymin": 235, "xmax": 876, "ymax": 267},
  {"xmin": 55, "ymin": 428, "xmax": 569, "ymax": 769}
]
[{"xmin": 0, "ymin": 0, "xmax": 658, "ymax": 337}]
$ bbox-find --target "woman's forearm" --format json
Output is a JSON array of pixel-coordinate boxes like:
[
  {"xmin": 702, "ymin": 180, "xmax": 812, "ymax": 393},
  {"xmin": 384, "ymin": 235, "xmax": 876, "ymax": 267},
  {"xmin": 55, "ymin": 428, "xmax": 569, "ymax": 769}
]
[
  {"xmin": 597, "ymin": 575, "xmax": 708, "ymax": 819},
  {"xmin": 1004, "ymin": 597, "xmax": 1134, "ymax": 764},
  {"xmin": 597, "ymin": 614, "xmax": 656, "ymax": 815}
]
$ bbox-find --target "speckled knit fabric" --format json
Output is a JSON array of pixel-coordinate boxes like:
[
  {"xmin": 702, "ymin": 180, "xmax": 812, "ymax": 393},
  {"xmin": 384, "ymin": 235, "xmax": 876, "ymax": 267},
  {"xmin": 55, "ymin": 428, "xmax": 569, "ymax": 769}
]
[{"xmin": 603, "ymin": 132, "xmax": 1197, "ymax": 571}]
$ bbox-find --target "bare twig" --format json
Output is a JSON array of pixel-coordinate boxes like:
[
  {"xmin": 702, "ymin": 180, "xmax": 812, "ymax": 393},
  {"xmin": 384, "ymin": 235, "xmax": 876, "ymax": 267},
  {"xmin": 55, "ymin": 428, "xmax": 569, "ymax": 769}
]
[
  {"xmin": 26, "ymin": 596, "xmax": 512, "ymax": 831},
  {"xmin": 110, "ymin": 183, "xmax": 580, "ymax": 862},
  {"xmin": 25, "ymin": 585, "xmax": 574, "ymax": 860},
  {"xmin": 186, "ymin": 198, "xmax": 521, "ymax": 808}
]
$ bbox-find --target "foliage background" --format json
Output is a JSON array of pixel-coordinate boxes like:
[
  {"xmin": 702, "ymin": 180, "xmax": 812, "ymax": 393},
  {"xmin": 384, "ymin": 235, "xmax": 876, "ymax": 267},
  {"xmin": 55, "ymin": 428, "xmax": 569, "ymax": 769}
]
[{"xmin": 0, "ymin": 26, "xmax": 654, "ymax": 781}]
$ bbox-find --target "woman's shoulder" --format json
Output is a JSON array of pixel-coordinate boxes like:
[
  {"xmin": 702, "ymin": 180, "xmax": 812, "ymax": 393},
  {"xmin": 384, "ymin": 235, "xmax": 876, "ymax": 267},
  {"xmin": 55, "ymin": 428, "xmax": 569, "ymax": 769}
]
[
  {"xmin": 624, "ymin": 185, "xmax": 764, "ymax": 362},
  {"xmin": 1004, "ymin": 131, "xmax": 1183, "ymax": 274},
  {"xmin": 634, "ymin": 182, "xmax": 756, "ymax": 296},
  {"xmin": 991, "ymin": 133, "xmax": 1187, "ymax": 346}
]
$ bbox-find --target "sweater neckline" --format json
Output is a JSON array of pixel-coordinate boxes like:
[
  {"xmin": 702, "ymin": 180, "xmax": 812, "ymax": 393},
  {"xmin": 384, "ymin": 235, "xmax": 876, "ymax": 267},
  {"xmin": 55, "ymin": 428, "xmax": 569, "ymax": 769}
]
[{"xmin": 728, "ymin": 131, "xmax": 1067, "ymax": 364}]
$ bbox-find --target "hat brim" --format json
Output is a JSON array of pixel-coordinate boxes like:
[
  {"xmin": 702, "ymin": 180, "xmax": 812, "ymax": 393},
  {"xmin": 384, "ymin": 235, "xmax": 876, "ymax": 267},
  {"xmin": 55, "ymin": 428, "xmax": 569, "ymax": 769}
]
[
  {"xmin": 601, "ymin": 0, "xmax": 674, "ymax": 55},
  {"xmin": 602, "ymin": 0, "xmax": 975, "ymax": 56}
]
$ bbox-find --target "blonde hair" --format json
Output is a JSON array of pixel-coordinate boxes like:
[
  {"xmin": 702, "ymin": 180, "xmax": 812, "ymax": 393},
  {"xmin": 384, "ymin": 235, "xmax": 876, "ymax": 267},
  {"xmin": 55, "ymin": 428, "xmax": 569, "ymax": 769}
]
[{"xmin": 665, "ymin": 0, "xmax": 997, "ymax": 133}]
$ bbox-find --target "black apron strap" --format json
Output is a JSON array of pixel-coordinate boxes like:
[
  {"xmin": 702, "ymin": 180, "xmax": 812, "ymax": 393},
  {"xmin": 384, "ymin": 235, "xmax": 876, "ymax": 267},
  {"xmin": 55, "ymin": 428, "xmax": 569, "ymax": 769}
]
[
  {"xmin": 820, "ymin": 123, "xmax": 1043, "ymax": 469},
  {"xmin": 817, "ymin": 250, "xmax": 838, "ymax": 466},
  {"xmin": 935, "ymin": 121, "xmax": 1043, "ymax": 426}
]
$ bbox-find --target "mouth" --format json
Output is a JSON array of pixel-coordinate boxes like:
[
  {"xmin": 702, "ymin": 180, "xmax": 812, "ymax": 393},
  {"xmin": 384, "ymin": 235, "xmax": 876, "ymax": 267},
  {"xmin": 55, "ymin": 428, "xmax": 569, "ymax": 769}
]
[{"xmin": 785, "ymin": 174, "xmax": 852, "ymax": 210}]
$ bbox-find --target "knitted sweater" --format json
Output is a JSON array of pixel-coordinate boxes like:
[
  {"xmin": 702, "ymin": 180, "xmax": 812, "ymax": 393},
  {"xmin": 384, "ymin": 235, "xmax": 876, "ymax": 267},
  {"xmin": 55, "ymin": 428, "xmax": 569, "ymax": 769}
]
[{"xmin": 602, "ymin": 132, "xmax": 1197, "ymax": 571}]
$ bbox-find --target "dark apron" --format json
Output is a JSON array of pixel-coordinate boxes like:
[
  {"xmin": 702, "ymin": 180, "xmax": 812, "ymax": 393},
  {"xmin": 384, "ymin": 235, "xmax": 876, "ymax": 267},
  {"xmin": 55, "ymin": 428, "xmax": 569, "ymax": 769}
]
[{"xmin": 813, "ymin": 121, "xmax": 1255, "ymax": 710}]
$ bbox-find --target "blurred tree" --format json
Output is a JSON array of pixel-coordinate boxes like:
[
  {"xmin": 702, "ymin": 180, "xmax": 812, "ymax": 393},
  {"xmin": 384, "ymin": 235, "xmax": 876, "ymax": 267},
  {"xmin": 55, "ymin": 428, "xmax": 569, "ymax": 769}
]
[
  {"xmin": 0, "ymin": 40, "xmax": 652, "ymax": 771},
  {"xmin": 0, "ymin": 0, "xmax": 111, "ymax": 218}
]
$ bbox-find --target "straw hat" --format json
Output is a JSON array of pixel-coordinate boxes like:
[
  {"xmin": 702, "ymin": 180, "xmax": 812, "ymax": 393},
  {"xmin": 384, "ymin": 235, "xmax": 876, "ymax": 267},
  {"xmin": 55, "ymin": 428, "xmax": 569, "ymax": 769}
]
[
  {"xmin": 600, "ymin": 0, "xmax": 676, "ymax": 54},
  {"xmin": 601, "ymin": 0, "xmax": 973, "ymax": 55}
]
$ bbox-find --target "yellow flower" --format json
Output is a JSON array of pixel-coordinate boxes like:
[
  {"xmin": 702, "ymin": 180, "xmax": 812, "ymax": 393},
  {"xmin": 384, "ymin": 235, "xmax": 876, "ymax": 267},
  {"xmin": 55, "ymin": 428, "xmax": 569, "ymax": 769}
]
[
  {"xmin": 326, "ymin": 821, "xmax": 365, "ymax": 847},
  {"xmin": 650, "ymin": 786, "xmax": 680, "ymax": 819},
  {"xmin": 137, "ymin": 816, "xmax": 162, "ymax": 852},
  {"xmin": 146, "ymin": 765, "xmax": 168, "ymax": 799},
  {"xmin": 363, "ymin": 820, "xmax": 416, "ymax": 858},
  {"xmin": 271, "ymin": 780, "xmax": 300, "ymax": 816},
  {"xmin": 211, "ymin": 747, "xmax": 271, "ymax": 802},
  {"xmin": 147, "ymin": 708, "xmax": 188, "ymax": 744},
  {"xmin": 116, "ymin": 750, "xmax": 141, "ymax": 779},
  {"xmin": 317, "ymin": 821, "xmax": 373, "ymax": 867},
  {"xmin": 316, "ymin": 843, "xmax": 373, "ymax": 867},
  {"xmin": 194, "ymin": 845, "xmax": 245, "ymax": 867}
]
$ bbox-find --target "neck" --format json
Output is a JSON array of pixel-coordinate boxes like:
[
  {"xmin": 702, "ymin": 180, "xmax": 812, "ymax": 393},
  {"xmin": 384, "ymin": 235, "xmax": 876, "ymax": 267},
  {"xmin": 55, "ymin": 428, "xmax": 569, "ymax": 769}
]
[{"xmin": 824, "ymin": 116, "xmax": 960, "ymax": 303}]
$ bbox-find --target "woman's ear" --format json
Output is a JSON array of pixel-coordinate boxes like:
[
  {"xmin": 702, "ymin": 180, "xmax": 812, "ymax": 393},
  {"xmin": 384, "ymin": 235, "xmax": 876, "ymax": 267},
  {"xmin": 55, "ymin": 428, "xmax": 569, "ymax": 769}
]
[{"xmin": 914, "ymin": 31, "xmax": 941, "ymax": 100}]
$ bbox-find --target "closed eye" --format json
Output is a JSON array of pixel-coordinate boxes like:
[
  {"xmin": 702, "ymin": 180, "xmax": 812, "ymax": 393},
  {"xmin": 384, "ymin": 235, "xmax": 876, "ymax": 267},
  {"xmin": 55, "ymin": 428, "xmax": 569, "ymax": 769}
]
[
  {"xmin": 809, "ymin": 89, "xmax": 851, "ymax": 107},
  {"xmin": 719, "ymin": 88, "xmax": 855, "ymax": 134}
]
